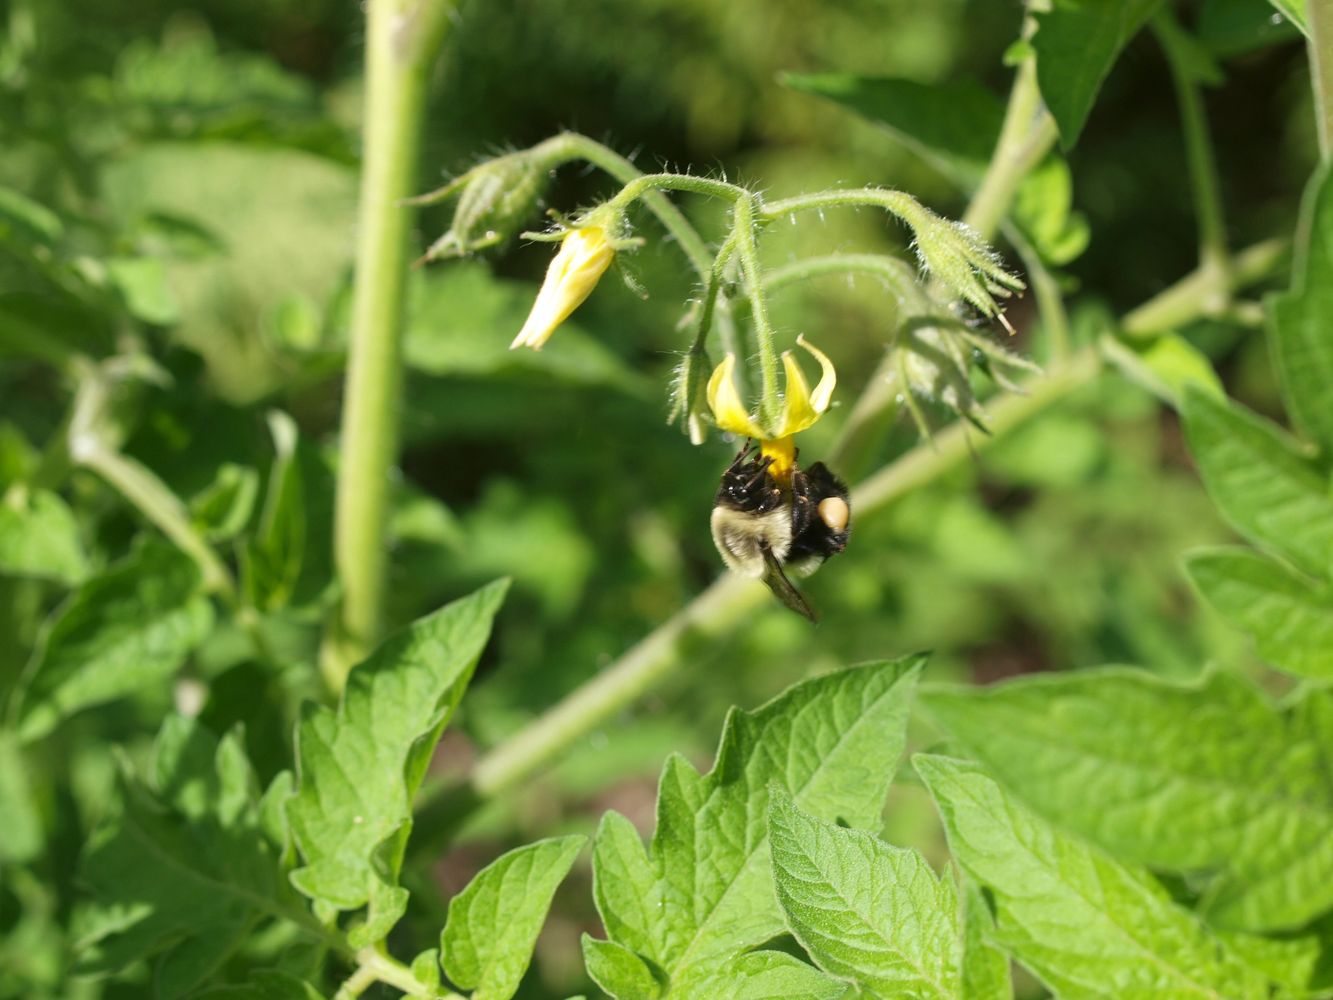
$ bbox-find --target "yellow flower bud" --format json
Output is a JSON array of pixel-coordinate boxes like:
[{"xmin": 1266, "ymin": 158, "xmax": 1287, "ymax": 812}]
[{"xmin": 511, "ymin": 226, "xmax": 615, "ymax": 351}]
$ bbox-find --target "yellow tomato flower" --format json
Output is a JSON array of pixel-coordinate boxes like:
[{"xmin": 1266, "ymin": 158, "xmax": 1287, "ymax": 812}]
[
  {"xmin": 511, "ymin": 226, "xmax": 615, "ymax": 350},
  {"xmin": 706, "ymin": 334, "xmax": 836, "ymax": 478}
]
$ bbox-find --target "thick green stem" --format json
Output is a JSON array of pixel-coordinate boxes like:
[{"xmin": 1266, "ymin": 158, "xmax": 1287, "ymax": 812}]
[
  {"xmin": 1310, "ymin": 0, "xmax": 1333, "ymax": 160},
  {"xmin": 326, "ymin": 0, "xmax": 454, "ymax": 691},
  {"xmin": 1154, "ymin": 11, "xmax": 1229, "ymax": 277},
  {"xmin": 962, "ymin": 55, "xmax": 1057, "ymax": 239}
]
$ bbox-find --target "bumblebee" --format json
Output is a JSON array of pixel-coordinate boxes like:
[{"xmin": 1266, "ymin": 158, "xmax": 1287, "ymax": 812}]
[{"xmin": 710, "ymin": 443, "xmax": 851, "ymax": 622}]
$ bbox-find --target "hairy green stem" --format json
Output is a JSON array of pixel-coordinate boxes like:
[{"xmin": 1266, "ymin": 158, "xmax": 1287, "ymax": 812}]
[
  {"xmin": 731, "ymin": 194, "xmax": 782, "ymax": 426},
  {"xmin": 1310, "ymin": 0, "xmax": 1333, "ymax": 160},
  {"xmin": 534, "ymin": 133, "xmax": 717, "ymax": 280},
  {"xmin": 1154, "ymin": 11, "xmax": 1229, "ymax": 278},
  {"xmin": 326, "ymin": 0, "xmax": 455, "ymax": 691}
]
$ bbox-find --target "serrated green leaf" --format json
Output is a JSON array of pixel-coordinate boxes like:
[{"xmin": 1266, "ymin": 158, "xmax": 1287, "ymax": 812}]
[
  {"xmin": 0, "ymin": 730, "xmax": 42, "ymax": 862},
  {"xmin": 916, "ymin": 755, "xmax": 1268, "ymax": 999},
  {"xmin": 582, "ymin": 936, "xmax": 664, "ymax": 1000},
  {"xmin": 1182, "ymin": 388, "xmax": 1333, "ymax": 580},
  {"xmin": 1271, "ymin": 167, "xmax": 1333, "ymax": 454},
  {"xmin": 287, "ymin": 579, "xmax": 508, "ymax": 914},
  {"xmin": 588, "ymin": 657, "xmax": 922, "ymax": 996},
  {"xmin": 1034, "ymin": 0, "xmax": 1164, "ymax": 148},
  {"xmin": 921, "ymin": 669, "xmax": 1333, "ymax": 931},
  {"xmin": 75, "ymin": 717, "xmax": 293, "ymax": 998},
  {"xmin": 441, "ymin": 835, "xmax": 585, "ymax": 1000},
  {"xmin": 17, "ymin": 543, "xmax": 214, "ymax": 742},
  {"xmin": 960, "ymin": 880, "xmax": 1010, "ymax": 1000},
  {"xmin": 685, "ymin": 952, "xmax": 851, "ymax": 1000},
  {"xmin": 1188, "ymin": 547, "xmax": 1333, "ymax": 678},
  {"xmin": 768, "ymin": 786, "xmax": 960, "ymax": 999},
  {"xmin": 0, "ymin": 488, "xmax": 88, "ymax": 584}
]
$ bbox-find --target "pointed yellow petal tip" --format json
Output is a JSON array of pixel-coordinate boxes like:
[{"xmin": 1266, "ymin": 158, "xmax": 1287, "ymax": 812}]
[
  {"xmin": 707, "ymin": 353, "xmax": 766, "ymax": 438},
  {"xmin": 774, "ymin": 335, "xmax": 837, "ymax": 437},
  {"xmin": 511, "ymin": 225, "xmax": 615, "ymax": 351}
]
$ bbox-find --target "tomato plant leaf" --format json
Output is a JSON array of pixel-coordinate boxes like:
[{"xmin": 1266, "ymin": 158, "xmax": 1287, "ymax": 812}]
[
  {"xmin": 922, "ymin": 669, "xmax": 1333, "ymax": 931},
  {"xmin": 1188, "ymin": 546, "xmax": 1333, "ymax": 678},
  {"xmin": 582, "ymin": 936, "xmax": 665, "ymax": 1000},
  {"xmin": 75, "ymin": 717, "xmax": 295, "ymax": 998},
  {"xmin": 960, "ymin": 880, "xmax": 1010, "ymax": 1000},
  {"xmin": 0, "ymin": 488, "xmax": 88, "ymax": 585},
  {"xmin": 440, "ymin": 835, "xmax": 585, "ymax": 1000},
  {"xmin": 1033, "ymin": 0, "xmax": 1163, "ymax": 149},
  {"xmin": 17, "ymin": 543, "xmax": 214, "ymax": 742},
  {"xmin": 287, "ymin": 579, "xmax": 508, "ymax": 914},
  {"xmin": 1182, "ymin": 388, "xmax": 1333, "ymax": 580},
  {"xmin": 768, "ymin": 786, "xmax": 961, "ymax": 999},
  {"xmin": 587, "ymin": 657, "xmax": 922, "ymax": 995},
  {"xmin": 1271, "ymin": 166, "xmax": 1333, "ymax": 455},
  {"xmin": 916, "ymin": 754, "xmax": 1270, "ymax": 998}
]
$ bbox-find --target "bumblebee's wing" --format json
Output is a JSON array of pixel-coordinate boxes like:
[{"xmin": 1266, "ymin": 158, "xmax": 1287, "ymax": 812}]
[{"xmin": 760, "ymin": 544, "xmax": 818, "ymax": 623}]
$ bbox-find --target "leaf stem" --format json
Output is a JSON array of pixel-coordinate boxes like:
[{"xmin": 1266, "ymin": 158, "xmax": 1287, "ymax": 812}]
[
  {"xmin": 1309, "ymin": 0, "xmax": 1333, "ymax": 160},
  {"xmin": 75, "ymin": 443, "xmax": 232, "ymax": 595},
  {"xmin": 1120, "ymin": 237, "xmax": 1286, "ymax": 337},
  {"xmin": 1153, "ymin": 11, "xmax": 1229, "ymax": 279},
  {"xmin": 334, "ymin": 947, "xmax": 463, "ymax": 1000},
  {"xmin": 326, "ymin": 0, "xmax": 456, "ymax": 692}
]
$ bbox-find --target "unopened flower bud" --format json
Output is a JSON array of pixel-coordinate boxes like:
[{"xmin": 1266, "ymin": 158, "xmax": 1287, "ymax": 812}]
[
  {"xmin": 419, "ymin": 151, "xmax": 547, "ymax": 262},
  {"xmin": 511, "ymin": 225, "xmax": 616, "ymax": 350}
]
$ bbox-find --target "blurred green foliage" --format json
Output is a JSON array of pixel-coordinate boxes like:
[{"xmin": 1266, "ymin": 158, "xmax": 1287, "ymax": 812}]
[{"xmin": 0, "ymin": 0, "xmax": 1321, "ymax": 996}]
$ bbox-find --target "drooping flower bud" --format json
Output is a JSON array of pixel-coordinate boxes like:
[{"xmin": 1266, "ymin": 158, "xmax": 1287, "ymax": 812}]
[
  {"xmin": 511, "ymin": 225, "xmax": 616, "ymax": 350},
  {"xmin": 910, "ymin": 212, "xmax": 1024, "ymax": 323}
]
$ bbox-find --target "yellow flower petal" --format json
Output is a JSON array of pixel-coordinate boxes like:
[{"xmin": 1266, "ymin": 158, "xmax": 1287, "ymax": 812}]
[
  {"xmin": 511, "ymin": 226, "xmax": 615, "ymax": 351},
  {"xmin": 776, "ymin": 335, "xmax": 836, "ymax": 437},
  {"xmin": 706, "ymin": 353, "xmax": 766, "ymax": 438}
]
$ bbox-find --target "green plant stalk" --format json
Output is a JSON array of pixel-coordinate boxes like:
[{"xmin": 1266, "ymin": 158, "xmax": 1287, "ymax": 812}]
[
  {"xmin": 1153, "ymin": 11, "xmax": 1229, "ymax": 279},
  {"xmin": 326, "ymin": 0, "xmax": 454, "ymax": 691},
  {"xmin": 77, "ymin": 443, "xmax": 232, "ymax": 594},
  {"xmin": 334, "ymin": 948, "xmax": 461, "ymax": 1000},
  {"xmin": 1310, "ymin": 0, "xmax": 1333, "ymax": 160},
  {"xmin": 1120, "ymin": 237, "xmax": 1286, "ymax": 337},
  {"xmin": 961, "ymin": 54, "xmax": 1056, "ymax": 239},
  {"xmin": 414, "ymin": 235, "xmax": 1287, "ymax": 823}
]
